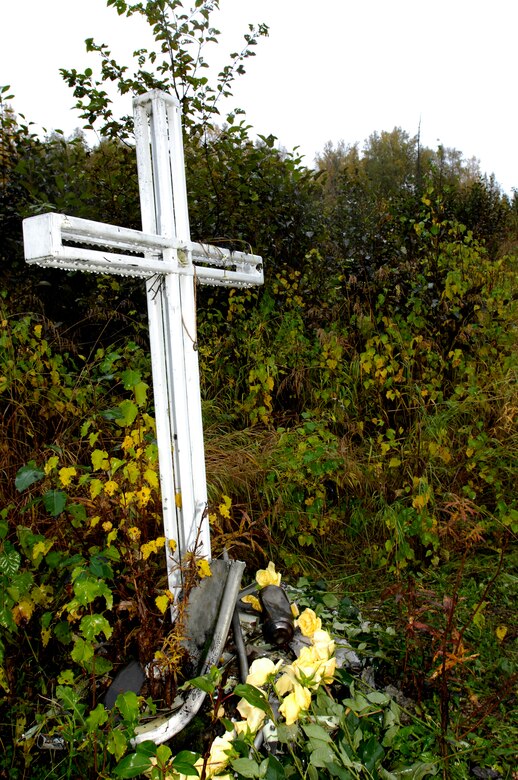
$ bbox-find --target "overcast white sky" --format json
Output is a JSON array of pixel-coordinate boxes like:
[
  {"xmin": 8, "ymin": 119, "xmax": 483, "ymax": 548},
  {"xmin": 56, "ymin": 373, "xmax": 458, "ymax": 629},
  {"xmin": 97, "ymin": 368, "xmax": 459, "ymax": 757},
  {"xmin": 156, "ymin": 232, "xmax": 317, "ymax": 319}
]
[{"xmin": 1, "ymin": 0, "xmax": 517, "ymax": 194}]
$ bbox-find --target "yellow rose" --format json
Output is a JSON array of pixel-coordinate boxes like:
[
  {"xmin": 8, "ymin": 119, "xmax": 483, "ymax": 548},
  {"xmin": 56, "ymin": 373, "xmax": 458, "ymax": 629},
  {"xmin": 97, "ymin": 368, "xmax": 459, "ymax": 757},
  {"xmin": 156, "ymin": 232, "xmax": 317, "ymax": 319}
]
[
  {"xmin": 204, "ymin": 734, "xmax": 233, "ymax": 778},
  {"xmin": 241, "ymin": 594, "xmax": 262, "ymax": 612},
  {"xmin": 256, "ymin": 561, "xmax": 281, "ymax": 588},
  {"xmin": 246, "ymin": 657, "xmax": 281, "ymax": 687},
  {"xmin": 311, "ymin": 629, "xmax": 335, "ymax": 659},
  {"xmin": 279, "ymin": 683, "xmax": 312, "ymax": 725},
  {"xmin": 276, "ymin": 670, "xmax": 295, "ymax": 696},
  {"xmin": 236, "ymin": 698, "xmax": 266, "ymax": 733},
  {"xmin": 296, "ymin": 608, "xmax": 322, "ymax": 637}
]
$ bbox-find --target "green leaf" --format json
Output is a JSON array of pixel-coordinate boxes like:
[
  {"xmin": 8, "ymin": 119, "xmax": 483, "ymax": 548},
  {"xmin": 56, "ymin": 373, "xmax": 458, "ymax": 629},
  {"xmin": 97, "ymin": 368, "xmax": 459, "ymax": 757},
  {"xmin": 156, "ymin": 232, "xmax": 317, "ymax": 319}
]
[
  {"xmin": 234, "ymin": 684, "xmax": 271, "ymax": 714},
  {"xmin": 80, "ymin": 613, "xmax": 113, "ymax": 641},
  {"xmin": 43, "ymin": 490, "xmax": 67, "ymax": 516},
  {"xmin": 114, "ymin": 752, "xmax": 152, "ymax": 778},
  {"xmin": 303, "ymin": 723, "xmax": 332, "ymax": 743},
  {"xmin": 86, "ymin": 703, "xmax": 109, "ymax": 732},
  {"xmin": 155, "ymin": 744, "xmax": 172, "ymax": 765},
  {"xmin": 366, "ymin": 690, "xmax": 390, "ymax": 705},
  {"xmin": 71, "ymin": 637, "xmax": 94, "ymax": 665},
  {"xmin": 264, "ymin": 755, "xmax": 285, "ymax": 780},
  {"xmin": 360, "ymin": 736, "xmax": 384, "ymax": 773},
  {"xmin": 186, "ymin": 674, "xmax": 216, "ymax": 694},
  {"xmin": 0, "ymin": 549, "xmax": 21, "ymax": 576},
  {"xmin": 56, "ymin": 685, "xmax": 85, "ymax": 721},
  {"xmin": 310, "ymin": 744, "xmax": 335, "ymax": 767},
  {"xmin": 115, "ymin": 690, "xmax": 141, "ymax": 724},
  {"xmin": 121, "ymin": 369, "xmax": 141, "ymax": 389},
  {"xmin": 232, "ymin": 757, "xmax": 261, "ymax": 778},
  {"xmin": 134, "ymin": 381, "xmax": 148, "ymax": 407},
  {"xmin": 107, "ymin": 729, "xmax": 128, "ymax": 761},
  {"xmin": 115, "ymin": 400, "xmax": 138, "ymax": 427},
  {"xmin": 15, "ymin": 463, "xmax": 45, "ymax": 492},
  {"xmin": 88, "ymin": 656, "xmax": 113, "ymax": 676},
  {"xmin": 322, "ymin": 593, "xmax": 339, "ymax": 608},
  {"xmin": 172, "ymin": 751, "xmax": 200, "ymax": 776},
  {"xmin": 68, "ymin": 503, "xmax": 87, "ymax": 527},
  {"xmin": 73, "ymin": 575, "xmax": 113, "ymax": 608}
]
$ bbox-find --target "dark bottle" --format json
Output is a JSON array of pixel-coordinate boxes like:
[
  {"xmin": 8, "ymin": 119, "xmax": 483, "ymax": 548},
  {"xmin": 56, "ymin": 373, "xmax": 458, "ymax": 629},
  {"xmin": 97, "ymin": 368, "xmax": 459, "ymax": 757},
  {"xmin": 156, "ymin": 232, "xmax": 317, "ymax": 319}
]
[{"xmin": 259, "ymin": 585, "xmax": 294, "ymax": 646}]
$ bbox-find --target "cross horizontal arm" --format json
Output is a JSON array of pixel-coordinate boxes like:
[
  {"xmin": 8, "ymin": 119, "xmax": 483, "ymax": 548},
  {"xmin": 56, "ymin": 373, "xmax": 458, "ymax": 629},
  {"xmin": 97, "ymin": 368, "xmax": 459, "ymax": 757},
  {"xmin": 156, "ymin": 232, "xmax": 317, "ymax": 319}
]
[{"xmin": 23, "ymin": 212, "xmax": 263, "ymax": 288}]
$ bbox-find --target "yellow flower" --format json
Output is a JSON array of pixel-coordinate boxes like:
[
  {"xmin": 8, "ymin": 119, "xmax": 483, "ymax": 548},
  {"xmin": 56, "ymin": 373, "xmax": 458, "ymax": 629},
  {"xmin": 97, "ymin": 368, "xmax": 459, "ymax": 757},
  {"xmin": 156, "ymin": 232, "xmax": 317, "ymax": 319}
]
[
  {"xmin": 246, "ymin": 657, "xmax": 281, "ymax": 687},
  {"xmin": 311, "ymin": 629, "xmax": 335, "ymax": 659},
  {"xmin": 256, "ymin": 561, "xmax": 281, "ymax": 588},
  {"xmin": 296, "ymin": 608, "xmax": 322, "ymax": 637},
  {"xmin": 102, "ymin": 521, "xmax": 113, "ymax": 532},
  {"xmin": 218, "ymin": 494, "xmax": 232, "ymax": 519},
  {"xmin": 236, "ymin": 698, "xmax": 266, "ymax": 733},
  {"xmin": 279, "ymin": 683, "xmax": 311, "ymax": 725},
  {"xmin": 204, "ymin": 734, "xmax": 234, "ymax": 778},
  {"xmin": 241, "ymin": 594, "xmax": 261, "ymax": 612},
  {"xmin": 196, "ymin": 558, "xmax": 212, "ymax": 578},
  {"xmin": 276, "ymin": 670, "xmax": 295, "ymax": 696}
]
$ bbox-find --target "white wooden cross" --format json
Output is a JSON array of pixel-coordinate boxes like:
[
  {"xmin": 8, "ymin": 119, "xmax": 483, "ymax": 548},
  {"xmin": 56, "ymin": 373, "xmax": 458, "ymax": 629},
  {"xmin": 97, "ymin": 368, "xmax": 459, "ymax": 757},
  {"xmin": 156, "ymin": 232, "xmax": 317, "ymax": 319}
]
[{"xmin": 23, "ymin": 90, "xmax": 263, "ymax": 599}]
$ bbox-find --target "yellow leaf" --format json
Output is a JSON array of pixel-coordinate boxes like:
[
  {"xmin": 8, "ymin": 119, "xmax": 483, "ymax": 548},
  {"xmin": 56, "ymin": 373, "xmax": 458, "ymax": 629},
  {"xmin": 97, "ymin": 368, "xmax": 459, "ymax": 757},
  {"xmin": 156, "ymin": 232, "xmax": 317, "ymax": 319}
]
[
  {"xmin": 175, "ymin": 491, "xmax": 182, "ymax": 509},
  {"xmin": 104, "ymin": 480, "xmax": 119, "ymax": 496},
  {"xmin": 89, "ymin": 515, "xmax": 100, "ymax": 528},
  {"xmin": 135, "ymin": 487, "xmax": 151, "ymax": 507},
  {"xmin": 59, "ymin": 467, "xmax": 77, "ymax": 487},
  {"xmin": 91, "ymin": 449, "xmax": 109, "ymax": 471},
  {"xmin": 90, "ymin": 479, "xmax": 103, "ymax": 499},
  {"xmin": 34, "ymin": 324, "xmax": 42, "ymax": 338},
  {"xmin": 127, "ymin": 526, "xmax": 141, "ymax": 542},
  {"xmin": 44, "ymin": 455, "xmax": 59, "ymax": 475},
  {"xmin": 144, "ymin": 468, "xmax": 158, "ymax": 489},
  {"xmin": 121, "ymin": 435, "xmax": 134, "ymax": 451},
  {"xmin": 41, "ymin": 627, "xmax": 52, "ymax": 647},
  {"xmin": 155, "ymin": 595, "xmax": 170, "ymax": 614},
  {"xmin": 124, "ymin": 461, "xmax": 140, "ymax": 485},
  {"xmin": 12, "ymin": 599, "xmax": 34, "ymax": 624},
  {"xmin": 32, "ymin": 540, "xmax": 51, "ymax": 560},
  {"xmin": 495, "ymin": 625, "xmax": 507, "ymax": 642},
  {"xmin": 388, "ymin": 457, "xmax": 401, "ymax": 468}
]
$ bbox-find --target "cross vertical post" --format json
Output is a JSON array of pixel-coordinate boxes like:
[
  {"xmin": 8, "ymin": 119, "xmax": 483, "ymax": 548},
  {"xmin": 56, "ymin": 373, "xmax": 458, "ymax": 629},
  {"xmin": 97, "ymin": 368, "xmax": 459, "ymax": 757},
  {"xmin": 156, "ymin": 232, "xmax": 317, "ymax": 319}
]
[{"xmin": 133, "ymin": 91, "xmax": 209, "ymax": 590}]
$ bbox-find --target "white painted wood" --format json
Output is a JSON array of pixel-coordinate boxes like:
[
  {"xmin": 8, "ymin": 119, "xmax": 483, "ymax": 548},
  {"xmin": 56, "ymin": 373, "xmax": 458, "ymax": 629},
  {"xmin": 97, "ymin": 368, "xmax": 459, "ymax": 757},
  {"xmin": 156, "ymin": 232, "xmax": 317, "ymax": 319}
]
[{"xmin": 22, "ymin": 90, "xmax": 263, "ymax": 601}]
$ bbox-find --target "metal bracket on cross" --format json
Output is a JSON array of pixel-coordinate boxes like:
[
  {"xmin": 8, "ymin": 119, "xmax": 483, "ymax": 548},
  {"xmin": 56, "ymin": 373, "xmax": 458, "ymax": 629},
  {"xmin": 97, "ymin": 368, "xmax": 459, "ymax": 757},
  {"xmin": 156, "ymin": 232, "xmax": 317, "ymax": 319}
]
[{"xmin": 22, "ymin": 90, "xmax": 263, "ymax": 601}]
